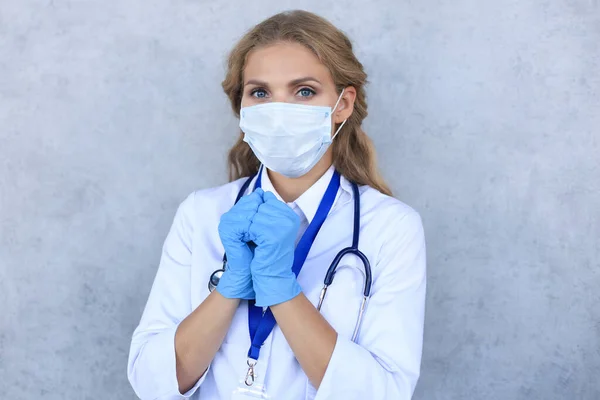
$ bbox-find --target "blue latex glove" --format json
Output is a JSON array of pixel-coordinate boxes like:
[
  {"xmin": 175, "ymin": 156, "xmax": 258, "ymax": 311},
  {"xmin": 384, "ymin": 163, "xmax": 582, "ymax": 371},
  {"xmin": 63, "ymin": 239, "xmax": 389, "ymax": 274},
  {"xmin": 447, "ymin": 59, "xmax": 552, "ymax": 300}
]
[
  {"xmin": 216, "ymin": 189, "xmax": 264, "ymax": 299},
  {"xmin": 248, "ymin": 191, "xmax": 302, "ymax": 307}
]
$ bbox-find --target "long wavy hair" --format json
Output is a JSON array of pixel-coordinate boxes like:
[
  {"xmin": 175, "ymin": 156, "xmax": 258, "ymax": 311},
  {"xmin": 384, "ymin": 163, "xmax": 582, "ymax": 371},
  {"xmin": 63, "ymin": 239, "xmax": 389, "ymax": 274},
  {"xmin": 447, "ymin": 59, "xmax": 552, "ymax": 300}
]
[{"xmin": 221, "ymin": 10, "xmax": 392, "ymax": 195}]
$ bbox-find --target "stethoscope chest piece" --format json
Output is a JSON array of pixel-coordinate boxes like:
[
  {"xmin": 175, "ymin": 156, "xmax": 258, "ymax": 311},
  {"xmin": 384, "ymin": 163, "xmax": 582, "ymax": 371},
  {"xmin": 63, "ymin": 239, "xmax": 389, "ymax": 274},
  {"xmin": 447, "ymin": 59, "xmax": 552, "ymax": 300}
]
[{"xmin": 208, "ymin": 260, "xmax": 226, "ymax": 293}]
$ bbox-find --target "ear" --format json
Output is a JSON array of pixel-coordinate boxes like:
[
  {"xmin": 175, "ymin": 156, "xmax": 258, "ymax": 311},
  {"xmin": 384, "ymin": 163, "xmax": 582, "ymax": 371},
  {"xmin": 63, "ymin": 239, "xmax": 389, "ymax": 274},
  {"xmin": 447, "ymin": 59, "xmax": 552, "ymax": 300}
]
[{"xmin": 333, "ymin": 86, "xmax": 357, "ymax": 124}]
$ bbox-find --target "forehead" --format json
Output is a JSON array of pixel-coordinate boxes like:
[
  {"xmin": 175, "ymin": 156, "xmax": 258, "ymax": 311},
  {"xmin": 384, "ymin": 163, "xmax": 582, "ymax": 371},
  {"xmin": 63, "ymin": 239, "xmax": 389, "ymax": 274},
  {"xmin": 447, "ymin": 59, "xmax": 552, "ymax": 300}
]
[{"xmin": 243, "ymin": 41, "xmax": 333, "ymax": 84}]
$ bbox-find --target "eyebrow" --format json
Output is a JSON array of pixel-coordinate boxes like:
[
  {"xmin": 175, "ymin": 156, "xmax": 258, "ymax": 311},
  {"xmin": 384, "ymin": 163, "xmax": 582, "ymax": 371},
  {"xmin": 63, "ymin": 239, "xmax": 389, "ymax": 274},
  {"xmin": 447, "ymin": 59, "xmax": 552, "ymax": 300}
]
[{"xmin": 243, "ymin": 77, "xmax": 322, "ymax": 87}]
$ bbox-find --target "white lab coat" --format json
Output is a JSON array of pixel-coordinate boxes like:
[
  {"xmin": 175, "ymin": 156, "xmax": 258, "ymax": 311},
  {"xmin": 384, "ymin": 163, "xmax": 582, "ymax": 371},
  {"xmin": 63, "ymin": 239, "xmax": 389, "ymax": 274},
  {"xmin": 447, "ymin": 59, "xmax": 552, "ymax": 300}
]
[{"xmin": 128, "ymin": 166, "xmax": 426, "ymax": 400}]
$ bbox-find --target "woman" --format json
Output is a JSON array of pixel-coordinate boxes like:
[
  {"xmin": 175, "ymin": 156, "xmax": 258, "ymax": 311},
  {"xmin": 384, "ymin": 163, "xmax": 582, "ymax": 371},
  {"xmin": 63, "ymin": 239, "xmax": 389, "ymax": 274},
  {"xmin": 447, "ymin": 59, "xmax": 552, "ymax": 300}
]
[{"xmin": 128, "ymin": 10, "xmax": 426, "ymax": 400}]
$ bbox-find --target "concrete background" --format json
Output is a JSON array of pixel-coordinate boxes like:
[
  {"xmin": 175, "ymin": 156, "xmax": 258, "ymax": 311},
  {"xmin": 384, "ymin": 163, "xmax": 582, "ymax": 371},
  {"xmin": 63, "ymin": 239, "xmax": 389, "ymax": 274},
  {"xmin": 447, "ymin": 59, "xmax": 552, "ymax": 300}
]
[{"xmin": 1, "ymin": 1, "xmax": 599, "ymax": 399}]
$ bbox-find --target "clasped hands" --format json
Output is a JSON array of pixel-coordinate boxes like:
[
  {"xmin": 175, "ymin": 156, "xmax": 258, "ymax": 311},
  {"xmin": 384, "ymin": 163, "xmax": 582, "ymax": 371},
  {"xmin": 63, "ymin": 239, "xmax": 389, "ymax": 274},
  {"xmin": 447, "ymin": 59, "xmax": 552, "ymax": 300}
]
[{"xmin": 216, "ymin": 189, "xmax": 302, "ymax": 307}]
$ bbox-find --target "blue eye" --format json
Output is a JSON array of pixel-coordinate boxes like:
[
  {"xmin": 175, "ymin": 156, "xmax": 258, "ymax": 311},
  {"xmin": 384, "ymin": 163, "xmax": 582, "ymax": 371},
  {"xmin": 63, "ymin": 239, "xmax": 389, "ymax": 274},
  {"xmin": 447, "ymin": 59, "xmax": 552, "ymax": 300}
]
[
  {"xmin": 298, "ymin": 88, "xmax": 316, "ymax": 97},
  {"xmin": 251, "ymin": 89, "xmax": 268, "ymax": 99}
]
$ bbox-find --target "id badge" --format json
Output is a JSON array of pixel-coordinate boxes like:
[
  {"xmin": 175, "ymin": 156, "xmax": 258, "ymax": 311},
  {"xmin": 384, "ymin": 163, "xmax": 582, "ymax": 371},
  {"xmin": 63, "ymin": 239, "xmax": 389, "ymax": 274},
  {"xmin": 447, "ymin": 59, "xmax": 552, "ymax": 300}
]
[
  {"xmin": 231, "ymin": 382, "xmax": 270, "ymax": 400},
  {"xmin": 230, "ymin": 359, "xmax": 270, "ymax": 400}
]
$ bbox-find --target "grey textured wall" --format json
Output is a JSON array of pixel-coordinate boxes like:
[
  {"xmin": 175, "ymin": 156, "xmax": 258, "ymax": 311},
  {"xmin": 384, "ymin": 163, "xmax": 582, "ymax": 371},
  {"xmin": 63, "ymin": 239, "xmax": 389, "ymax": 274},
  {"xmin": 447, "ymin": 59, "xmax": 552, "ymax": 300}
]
[{"xmin": 1, "ymin": 1, "xmax": 598, "ymax": 399}]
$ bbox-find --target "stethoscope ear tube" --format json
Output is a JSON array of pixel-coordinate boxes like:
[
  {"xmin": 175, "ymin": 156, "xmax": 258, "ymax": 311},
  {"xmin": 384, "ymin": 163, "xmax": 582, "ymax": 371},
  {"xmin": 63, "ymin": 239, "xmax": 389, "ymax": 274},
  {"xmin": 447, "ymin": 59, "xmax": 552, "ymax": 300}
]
[
  {"xmin": 351, "ymin": 296, "xmax": 368, "ymax": 342},
  {"xmin": 318, "ymin": 181, "xmax": 372, "ymax": 342},
  {"xmin": 355, "ymin": 251, "xmax": 372, "ymax": 297},
  {"xmin": 323, "ymin": 247, "xmax": 372, "ymax": 297}
]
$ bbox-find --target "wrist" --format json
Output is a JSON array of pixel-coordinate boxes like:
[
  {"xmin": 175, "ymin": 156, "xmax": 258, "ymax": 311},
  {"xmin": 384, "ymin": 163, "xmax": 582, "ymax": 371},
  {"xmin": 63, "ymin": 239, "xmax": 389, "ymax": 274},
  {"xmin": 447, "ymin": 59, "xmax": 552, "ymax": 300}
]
[
  {"xmin": 252, "ymin": 273, "xmax": 302, "ymax": 307},
  {"xmin": 210, "ymin": 289, "xmax": 243, "ymax": 307},
  {"xmin": 216, "ymin": 269, "xmax": 254, "ymax": 300}
]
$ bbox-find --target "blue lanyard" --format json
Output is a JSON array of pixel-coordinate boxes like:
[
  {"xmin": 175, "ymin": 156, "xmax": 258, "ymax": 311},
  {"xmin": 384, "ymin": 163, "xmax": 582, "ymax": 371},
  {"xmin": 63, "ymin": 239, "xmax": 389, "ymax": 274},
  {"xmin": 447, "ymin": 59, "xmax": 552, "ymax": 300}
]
[{"xmin": 246, "ymin": 169, "xmax": 341, "ymax": 360}]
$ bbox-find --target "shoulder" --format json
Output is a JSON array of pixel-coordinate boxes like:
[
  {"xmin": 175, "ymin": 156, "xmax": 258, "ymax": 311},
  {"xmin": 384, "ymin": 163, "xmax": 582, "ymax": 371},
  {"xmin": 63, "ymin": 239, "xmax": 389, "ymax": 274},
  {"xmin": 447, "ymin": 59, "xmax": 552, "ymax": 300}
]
[
  {"xmin": 358, "ymin": 185, "xmax": 424, "ymax": 235},
  {"xmin": 358, "ymin": 186, "xmax": 426, "ymax": 282}
]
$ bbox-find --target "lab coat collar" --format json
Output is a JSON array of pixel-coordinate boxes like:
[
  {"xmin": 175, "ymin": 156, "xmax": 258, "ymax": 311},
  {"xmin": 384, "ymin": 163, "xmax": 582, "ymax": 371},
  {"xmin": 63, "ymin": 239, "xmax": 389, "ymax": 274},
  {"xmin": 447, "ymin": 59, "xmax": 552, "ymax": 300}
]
[{"xmin": 258, "ymin": 165, "xmax": 352, "ymax": 224}]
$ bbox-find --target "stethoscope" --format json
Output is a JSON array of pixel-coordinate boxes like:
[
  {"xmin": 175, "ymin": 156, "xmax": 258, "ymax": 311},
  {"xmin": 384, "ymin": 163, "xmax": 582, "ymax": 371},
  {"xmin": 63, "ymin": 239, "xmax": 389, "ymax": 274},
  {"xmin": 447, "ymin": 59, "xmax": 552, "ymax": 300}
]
[{"xmin": 208, "ymin": 172, "xmax": 372, "ymax": 341}]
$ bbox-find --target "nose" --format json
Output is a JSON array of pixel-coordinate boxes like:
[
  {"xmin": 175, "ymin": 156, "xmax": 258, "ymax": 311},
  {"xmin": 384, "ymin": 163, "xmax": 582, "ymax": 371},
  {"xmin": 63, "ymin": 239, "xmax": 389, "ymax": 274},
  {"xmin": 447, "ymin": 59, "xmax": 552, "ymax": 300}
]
[{"xmin": 270, "ymin": 89, "xmax": 294, "ymax": 103}]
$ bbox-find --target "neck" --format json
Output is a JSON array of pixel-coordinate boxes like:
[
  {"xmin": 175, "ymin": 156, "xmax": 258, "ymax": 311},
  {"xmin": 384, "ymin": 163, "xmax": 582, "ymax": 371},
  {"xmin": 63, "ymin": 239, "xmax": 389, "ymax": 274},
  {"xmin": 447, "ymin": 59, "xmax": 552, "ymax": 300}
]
[{"xmin": 268, "ymin": 153, "xmax": 333, "ymax": 203}]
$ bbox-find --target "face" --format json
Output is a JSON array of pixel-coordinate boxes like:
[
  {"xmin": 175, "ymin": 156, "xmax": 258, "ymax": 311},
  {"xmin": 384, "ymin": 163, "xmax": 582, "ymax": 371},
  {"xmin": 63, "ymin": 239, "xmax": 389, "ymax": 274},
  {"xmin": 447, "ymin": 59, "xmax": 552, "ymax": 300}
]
[{"xmin": 241, "ymin": 41, "xmax": 356, "ymax": 132}]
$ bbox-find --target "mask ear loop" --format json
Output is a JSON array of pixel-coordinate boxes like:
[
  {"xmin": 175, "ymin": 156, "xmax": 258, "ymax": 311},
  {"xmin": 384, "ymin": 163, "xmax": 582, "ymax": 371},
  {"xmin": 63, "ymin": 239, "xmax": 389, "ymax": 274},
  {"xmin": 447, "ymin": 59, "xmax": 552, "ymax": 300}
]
[{"xmin": 331, "ymin": 88, "xmax": 347, "ymax": 141}]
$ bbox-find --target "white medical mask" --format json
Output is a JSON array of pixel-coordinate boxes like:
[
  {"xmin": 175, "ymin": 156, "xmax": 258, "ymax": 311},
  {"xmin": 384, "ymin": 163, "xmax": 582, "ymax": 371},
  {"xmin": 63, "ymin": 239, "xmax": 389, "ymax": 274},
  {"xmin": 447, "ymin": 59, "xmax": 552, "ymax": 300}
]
[{"xmin": 239, "ymin": 90, "xmax": 347, "ymax": 178}]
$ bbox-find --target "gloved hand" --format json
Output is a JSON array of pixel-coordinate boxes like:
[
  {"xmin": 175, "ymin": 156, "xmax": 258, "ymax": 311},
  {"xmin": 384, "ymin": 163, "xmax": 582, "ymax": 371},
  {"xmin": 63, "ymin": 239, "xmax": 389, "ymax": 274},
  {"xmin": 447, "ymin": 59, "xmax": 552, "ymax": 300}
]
[
  {"xmin": 248, "ymin": 191, "xmax": 302, "ymax": 307},
  {"xmin": 216, "ymin": 189, "xmax": 264, "ymax": 300}
]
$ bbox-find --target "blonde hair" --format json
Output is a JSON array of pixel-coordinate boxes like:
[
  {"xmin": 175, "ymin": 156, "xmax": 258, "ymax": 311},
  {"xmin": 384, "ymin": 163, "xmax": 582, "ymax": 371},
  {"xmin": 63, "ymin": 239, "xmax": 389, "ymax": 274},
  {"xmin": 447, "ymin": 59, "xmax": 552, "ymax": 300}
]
[{"xmin": 221, "ymin": 10, "xmax": 392, "ymax": 196}]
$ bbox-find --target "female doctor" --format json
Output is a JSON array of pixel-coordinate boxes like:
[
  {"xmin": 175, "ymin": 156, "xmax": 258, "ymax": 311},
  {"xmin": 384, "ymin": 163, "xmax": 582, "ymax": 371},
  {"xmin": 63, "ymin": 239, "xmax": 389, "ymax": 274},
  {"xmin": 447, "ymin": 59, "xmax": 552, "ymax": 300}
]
[{"xmin": 128, "ymin": 10, "xmax": 426, "ymax": 400}]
